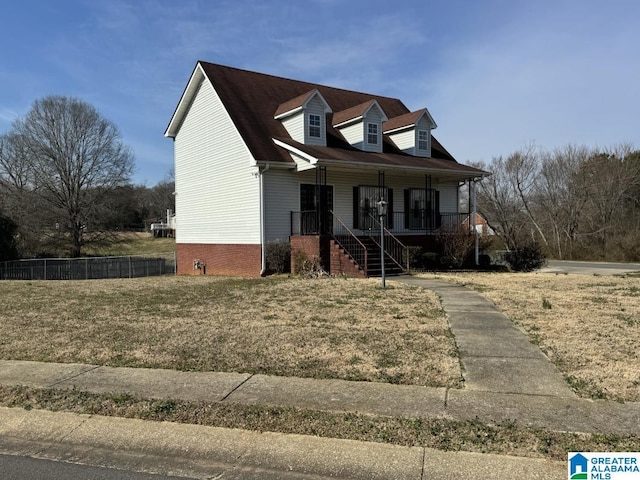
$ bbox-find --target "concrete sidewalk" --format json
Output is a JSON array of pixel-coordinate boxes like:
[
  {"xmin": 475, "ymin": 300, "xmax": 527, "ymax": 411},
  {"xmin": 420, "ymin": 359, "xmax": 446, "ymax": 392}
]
[
  {"xmin": 1, "ymin": 275, "xmax": 638, "ymax": 479},
  {"xmin": 0, "ymin": 359, "xmax": 637, "ymax": 436}
]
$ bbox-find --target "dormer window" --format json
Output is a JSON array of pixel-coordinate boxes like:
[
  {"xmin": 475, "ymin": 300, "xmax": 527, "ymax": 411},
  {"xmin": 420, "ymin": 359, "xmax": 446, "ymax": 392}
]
[
  {"xmin": 275, "ymin": 89, "xmax": 332, "ymax": 147},
  {"xmin": 367, "ymin": 123, "xmax": 379, "ymax": 145},
  {"xmin": 383, "ymin": 109, "xmax": 437, "ymax": 157},
  {"xmin": 309, "ymin": 114, "xmax": 321, "ymax": 138},
  {"xmin": 418, "ymin": 130, "xmax": 429, "ymax": 151}
]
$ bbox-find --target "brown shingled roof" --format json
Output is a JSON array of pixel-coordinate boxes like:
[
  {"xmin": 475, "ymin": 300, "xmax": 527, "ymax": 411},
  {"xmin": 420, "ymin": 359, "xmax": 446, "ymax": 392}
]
[
  {"xmin": 274, "ymin": 90, "xmax": 317, "ymax": 118},
  {"xmin": 383, "ymin": 109, "xmax": 428, "ymax": 133},
  {"xmin": 171, "ymin": 61, "xmax": 480, "ymax": 175},
  {"xmin": 332, "ymin": 100, "xmax": 378, "ymax": 127}
]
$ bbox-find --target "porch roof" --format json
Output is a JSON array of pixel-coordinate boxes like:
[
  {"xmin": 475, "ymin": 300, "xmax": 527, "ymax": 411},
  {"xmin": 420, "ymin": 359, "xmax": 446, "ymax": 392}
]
[{"xmin": 273, "ymin": 137, "xmax": 488, "ymax": 179}]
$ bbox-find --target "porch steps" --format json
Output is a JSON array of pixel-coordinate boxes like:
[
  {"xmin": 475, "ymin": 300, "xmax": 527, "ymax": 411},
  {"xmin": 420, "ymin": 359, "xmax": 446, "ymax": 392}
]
[{"xmin": 358, "ymin": 236, "xmax": 404, "ymax": 278}]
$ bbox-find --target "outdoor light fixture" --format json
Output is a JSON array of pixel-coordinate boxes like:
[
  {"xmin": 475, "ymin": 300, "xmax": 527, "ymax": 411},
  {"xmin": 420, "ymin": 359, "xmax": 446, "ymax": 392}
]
[{"xmin": 376, "ymin": 199, "xmax": 388, "ymax": 288}]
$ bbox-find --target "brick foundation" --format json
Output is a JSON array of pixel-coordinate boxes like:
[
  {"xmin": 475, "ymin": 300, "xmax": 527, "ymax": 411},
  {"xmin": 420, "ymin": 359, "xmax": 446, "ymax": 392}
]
[
  {"xmin": 329, "ymin": 240, "xmax": 366, "ymax": 278},
  {"xmin": 290, "ymin": 235, "xmax": 364, "ymax": 277},
  {"xmin": 290, "ymin": 236, "xmax": 322, "ymax": 275},
  {"xmin": 176, "ymin": 243, "xmax": 262, "ymax": 277}
]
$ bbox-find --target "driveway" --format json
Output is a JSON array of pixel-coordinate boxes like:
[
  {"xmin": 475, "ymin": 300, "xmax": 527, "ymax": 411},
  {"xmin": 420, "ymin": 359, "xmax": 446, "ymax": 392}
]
[{"xmin": 539, "ymin": 260, "xmax": 640, "ymax": 276}]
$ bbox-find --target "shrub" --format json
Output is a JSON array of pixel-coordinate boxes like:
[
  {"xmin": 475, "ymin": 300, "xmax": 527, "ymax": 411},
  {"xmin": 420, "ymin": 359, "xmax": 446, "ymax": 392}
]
[
  {"xmin": 265, "ymin": 240, "xmax": 291, "ymax": 274},
  {"xmin": 504, "ymin": 244, "xmax": 547, "ymax": 272},
  {"xmin": 435, "ymin": 226, "xmax": 474, "ymax": 269},
  {"xmin": 478, "ymin": 254, "xmax": 492, "ymax": 269},
  {"xmin": 292, "ymin": 250, "xmax": 326, "ymax": 278},
  {"xmin": 406, "ymin": 246, "xmax": 424, "ymax": 269},
  {"xmin": 405, "ymin": 246, "xmax": 441, "ymax": 270}
]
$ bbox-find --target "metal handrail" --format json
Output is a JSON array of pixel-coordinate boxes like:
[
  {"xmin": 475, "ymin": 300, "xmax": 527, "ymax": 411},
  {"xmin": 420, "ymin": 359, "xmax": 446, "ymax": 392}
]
[
  {"xmin": 330, "ymin": 210, "xmax": 368, "ymax": 275},
  {"xmin": 365, "ymin": 214, "xmax": 409, "ymax": 271}
]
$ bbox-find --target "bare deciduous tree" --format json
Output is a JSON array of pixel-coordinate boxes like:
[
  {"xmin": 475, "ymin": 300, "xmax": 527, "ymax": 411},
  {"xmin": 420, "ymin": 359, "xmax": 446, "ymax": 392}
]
[
  {"xmin": 3, "ymin": 96, "xmax": 133, "ymax": 257},
  {"xmin": 475, "ymin": 143, "xmax": 640, "ymax": 261}
]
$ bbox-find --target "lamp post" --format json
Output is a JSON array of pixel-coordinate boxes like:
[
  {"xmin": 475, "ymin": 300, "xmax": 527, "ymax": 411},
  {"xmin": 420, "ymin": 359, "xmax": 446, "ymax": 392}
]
[{"xmin": 376, "ymin": 199, "xmax": 388, "ymax": 289}]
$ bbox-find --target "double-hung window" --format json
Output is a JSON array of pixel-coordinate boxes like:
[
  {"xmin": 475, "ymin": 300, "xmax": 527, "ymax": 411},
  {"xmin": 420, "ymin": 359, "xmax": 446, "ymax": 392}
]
[
  {"xmin": 418, "ymin": 130, "xmax": 429, "ymax": 151},
  {"xmin": 367, "ymin": 123, "xmax": 378, "ymax": 145},
  {"xmin": 308, "ymin": 114, "xmax": 321, "ymax": 138}
]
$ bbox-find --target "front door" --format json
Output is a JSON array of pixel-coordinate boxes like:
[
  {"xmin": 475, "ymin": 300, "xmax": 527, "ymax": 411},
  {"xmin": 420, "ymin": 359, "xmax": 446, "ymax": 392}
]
[{"xmin": 300, "ymin": 184, "xmax": 333, "ymax": 234}]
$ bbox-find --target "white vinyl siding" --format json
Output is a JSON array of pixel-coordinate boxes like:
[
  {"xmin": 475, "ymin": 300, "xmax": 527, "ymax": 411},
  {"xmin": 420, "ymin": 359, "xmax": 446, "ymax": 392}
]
[
  {"xmin": 337, "ymin": 122, "xmax": 364, "ymax": 150},
  {"xmin": 174, "ymin": 79, "xmax": 260, "ymax": 244},
  {"xmin": 264, "ymin": 169, "xmax": 300, "ymax": 241},
  {"xmin": 388, "ymin": 129, "xmax": 415, "ymax": 155},
  {"xmin": 437, "ymin": 183, "xmax": 459, "ymax": 213},
  {"xmin": 281, "ymin": 112, "xmax": 305, "ymax": 144}
]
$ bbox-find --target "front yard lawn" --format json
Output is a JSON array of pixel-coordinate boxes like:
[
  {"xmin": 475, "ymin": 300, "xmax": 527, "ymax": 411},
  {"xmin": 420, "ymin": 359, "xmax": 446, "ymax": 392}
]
[{"xmin": 0, "ymin": 276, "xmax": 462, "ymax": 388}]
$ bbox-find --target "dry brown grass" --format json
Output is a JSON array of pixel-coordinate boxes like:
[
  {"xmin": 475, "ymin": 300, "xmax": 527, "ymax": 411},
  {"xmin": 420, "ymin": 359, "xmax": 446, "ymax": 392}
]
[
  {"xmin": 83, "ymin": 232, "xmax": 175, "ymax": 258},
  {"xmin": 420, "ymin": 272, "xmax": 640, "ymax": 402},
  {"xmin": 0, "ymin": 276, "xmax": 461, "ymax": 388}
]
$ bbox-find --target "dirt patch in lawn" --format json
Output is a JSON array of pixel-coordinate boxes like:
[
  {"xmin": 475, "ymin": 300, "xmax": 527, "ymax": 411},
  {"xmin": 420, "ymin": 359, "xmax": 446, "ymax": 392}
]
[
  {"xmin": 419, "ymin": 272, "xmax": 640, "ymax": 402},
  {"xmin": 0, "ymin": 276, "xmax": 462, "ymax": 388}
]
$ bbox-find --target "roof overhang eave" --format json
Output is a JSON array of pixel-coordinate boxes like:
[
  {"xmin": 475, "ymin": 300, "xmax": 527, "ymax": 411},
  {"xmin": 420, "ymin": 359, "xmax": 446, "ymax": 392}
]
[
  {"xmin": 272, "ymin": 138, "xmax": 318, "ymax": 164},
  {"xmin": 274, "ymin": 106, "xmax": 304, "ymax": 120},
  {"xmin": 164, "ymin": 63, "xmax": 207, "ymax": 138},
  {"xmin": 317, "ymin": 157, "xmax": 487, "ymax": 178}
]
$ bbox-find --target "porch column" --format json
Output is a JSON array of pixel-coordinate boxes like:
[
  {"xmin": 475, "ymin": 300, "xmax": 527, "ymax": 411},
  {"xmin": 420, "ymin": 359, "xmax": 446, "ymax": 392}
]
[{"xmin": 472, "ymin": 179, "xmax": 479, "ymax": 265}]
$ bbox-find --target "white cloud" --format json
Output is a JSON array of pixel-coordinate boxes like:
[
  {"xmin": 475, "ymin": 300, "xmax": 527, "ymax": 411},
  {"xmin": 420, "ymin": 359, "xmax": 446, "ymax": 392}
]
[
  {"xmin": 419, "ymin": 2, "xmax": 640, "ymax": 164},
  {"xmin": 272, "ymin": 13, "xmax": 428, "ymax": 91}
]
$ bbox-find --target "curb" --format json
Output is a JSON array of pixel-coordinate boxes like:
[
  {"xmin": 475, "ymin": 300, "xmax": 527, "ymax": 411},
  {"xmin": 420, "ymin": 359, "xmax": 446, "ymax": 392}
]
[{"xmin": 0, "ymin": 407, "xmax": 565, "ymax": 480}]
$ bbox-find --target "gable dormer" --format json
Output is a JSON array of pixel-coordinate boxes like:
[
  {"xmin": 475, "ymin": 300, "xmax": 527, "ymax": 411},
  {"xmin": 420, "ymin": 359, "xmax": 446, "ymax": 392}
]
[
  {"xmin": 332, "ymin": 100, "xmax": 388, "ymax": 153},
  {"xmin": 274, "ymin": 89, "xmax": 331, "ymax": 146},
  {"xmin": 383, "ymin": 108, "xmax": 437, "ymax": 157}
]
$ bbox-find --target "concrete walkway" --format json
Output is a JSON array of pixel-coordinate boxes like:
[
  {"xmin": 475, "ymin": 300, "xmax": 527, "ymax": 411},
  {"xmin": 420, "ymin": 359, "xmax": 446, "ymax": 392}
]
[
  {"xmin": 396, "ymin": 276, "xmax": 576, "ymax": 398},
  {"xmin": 1, "ymin": 275, "xmax": 638, "ymax": 479}
]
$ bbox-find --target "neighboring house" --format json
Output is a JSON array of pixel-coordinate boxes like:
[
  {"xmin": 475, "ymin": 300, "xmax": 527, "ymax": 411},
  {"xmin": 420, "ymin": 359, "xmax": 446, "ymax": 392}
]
[
  {"xmin": 150, "ymin": 209, "xmax": 176, "ymax": 238},
  {"xmin": 462, "ymin": 213, "xmax": 495, "ymax": 236},
  {"xmin": 165, "ymin": 61, "xmax": 488, "ymax": 277}
]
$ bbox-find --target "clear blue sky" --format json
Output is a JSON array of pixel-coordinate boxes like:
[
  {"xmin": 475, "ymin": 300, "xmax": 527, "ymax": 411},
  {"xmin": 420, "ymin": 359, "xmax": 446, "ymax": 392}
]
[{"xmin": 1, "ymin": 0, "xmax": 638, "ymax": 186}]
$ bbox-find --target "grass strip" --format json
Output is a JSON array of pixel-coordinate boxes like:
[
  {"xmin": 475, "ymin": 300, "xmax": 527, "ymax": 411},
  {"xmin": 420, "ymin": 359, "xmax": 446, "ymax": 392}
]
[{"xmin": 1, "ymin": 385, "xmax": 638, "ymax": 461}]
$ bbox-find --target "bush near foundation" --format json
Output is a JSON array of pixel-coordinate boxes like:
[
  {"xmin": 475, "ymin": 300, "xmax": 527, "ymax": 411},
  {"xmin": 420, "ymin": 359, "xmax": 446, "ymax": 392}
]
[{"xmin": 265, "ymin": 240, "xmax": 291, "ymax": 274}]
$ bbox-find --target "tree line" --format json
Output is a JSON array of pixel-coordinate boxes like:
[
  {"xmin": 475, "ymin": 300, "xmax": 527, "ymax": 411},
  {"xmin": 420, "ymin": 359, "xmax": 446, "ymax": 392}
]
[
  {"xmin": 473, "ymin": 144, "xmax": 640, "ymax": 262},
  {"xmin": 0, "ymin": 96, "xmax": 174, "ymax": 260}
]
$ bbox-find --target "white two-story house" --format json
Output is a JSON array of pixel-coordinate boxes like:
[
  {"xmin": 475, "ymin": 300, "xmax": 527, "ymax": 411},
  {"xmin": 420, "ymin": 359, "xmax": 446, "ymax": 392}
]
[{"xmin": 165, "ymin": 61, "xmax": 487, "ymax": 277}]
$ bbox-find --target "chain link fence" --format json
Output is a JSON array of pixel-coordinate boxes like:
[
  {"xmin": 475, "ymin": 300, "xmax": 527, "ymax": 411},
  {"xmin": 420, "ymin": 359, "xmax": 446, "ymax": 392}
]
[{"xmin": 0, "ymin": 254, "xmax": 176, "ymax": 280}]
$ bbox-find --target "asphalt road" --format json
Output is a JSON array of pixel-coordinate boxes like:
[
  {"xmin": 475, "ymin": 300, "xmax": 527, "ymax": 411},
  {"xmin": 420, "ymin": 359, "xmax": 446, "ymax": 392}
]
[
  {"xmin": 0, "ymin": 453, "xmax": 336, "ymax": 480},
  {"xmin": 540, "ymin": 260, "xmax": 640, "ymax": 275},
  {"xmin": 0, "ymin": 454, "xmax": 193, "ymax": 480}
]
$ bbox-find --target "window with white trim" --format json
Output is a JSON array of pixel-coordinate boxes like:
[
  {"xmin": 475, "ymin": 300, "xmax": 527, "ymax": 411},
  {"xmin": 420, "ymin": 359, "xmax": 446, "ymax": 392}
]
[
  {"xmin": 418, "ymin": 130, "xmax": 429, "ymax": 151},
  {"xmin": 367, "ymin": 123, "xmax": 378, "ymax": 145},
  {"xmin": 308, "ymin": 114, "xmax": 321, "ymax": 138}
]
